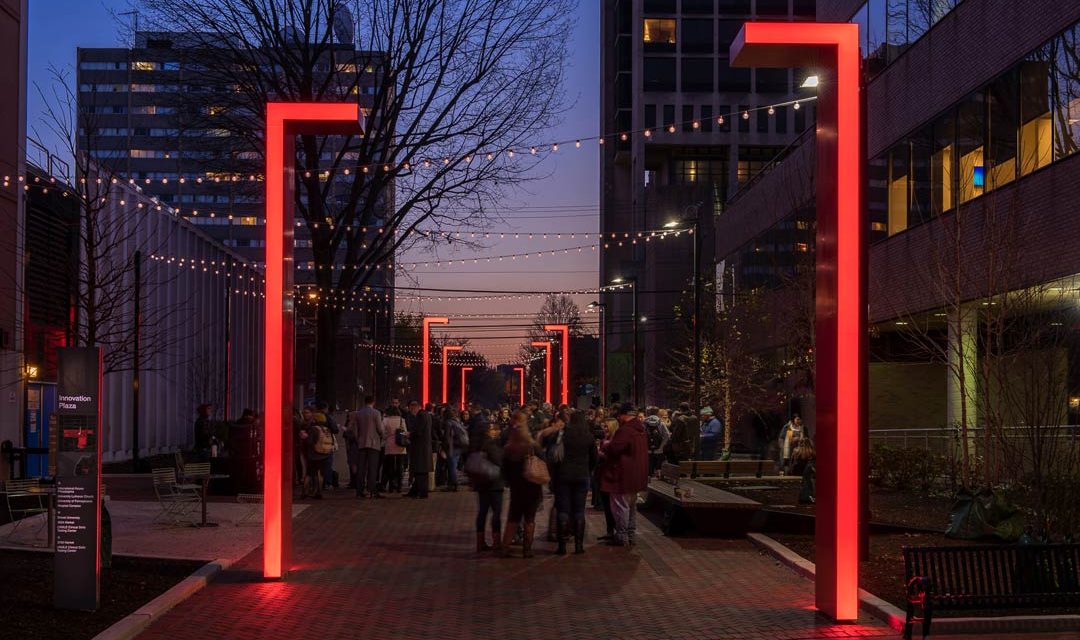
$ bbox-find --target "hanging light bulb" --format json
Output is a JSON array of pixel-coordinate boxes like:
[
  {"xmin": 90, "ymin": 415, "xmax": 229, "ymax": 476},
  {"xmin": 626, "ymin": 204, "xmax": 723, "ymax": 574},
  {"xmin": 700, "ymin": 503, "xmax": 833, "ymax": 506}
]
[
  {"xmin": 717, "ymin": 115, "xmax": 724, "ymax": 125},
  {"xmin": 742, "ymin": 111, "xmax": 750, "ymax": 120},
  {"xmin": 598, "ymin": 137, "xmax": 605, "ymax": 145},
  {"xmin": 619, "ymin": 133, "xmax": 628, "ymax": 141},
  {"xmin": 692, "ymin": 121, "xmax": 700, "ymax": 129},
  {"xmin": 644, "ymin": 129, "xmax": 652, "ymax": 138},
  {"xmin": 793, "ymin": 101, "xmax": 801, "ymax": 110},
  {"xmin": 551, "ymin": 143, "xmax": 558, "ymax": 152},
  {"xmin": 667, "ymin": 124, "xmax": 676, "ymax": 133},
  {"xmin": 575, "ymin": 140, "xmax": 581, "ymax": 148},
  {"xmin": 768, "ymin": 106, "xmax": 775, "ymax": 115}
]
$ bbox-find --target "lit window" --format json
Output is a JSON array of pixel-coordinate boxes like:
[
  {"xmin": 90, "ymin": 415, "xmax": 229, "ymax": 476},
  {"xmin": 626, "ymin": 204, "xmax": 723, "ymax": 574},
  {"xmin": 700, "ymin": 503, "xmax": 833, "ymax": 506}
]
[
  {"xmin": 643, "ymin": 19, "xmax": 676, "ymax": 44},
  {"xmin": 238, "ymin": 216, "xmax": 260, "ymax": 226},
  {"xmin": 132, "ymin": 61, "xmax": 158, "ymax": 71},
  {"xmin": 870, "ymin": 222, "xmax": 887, "ymax": 232}
]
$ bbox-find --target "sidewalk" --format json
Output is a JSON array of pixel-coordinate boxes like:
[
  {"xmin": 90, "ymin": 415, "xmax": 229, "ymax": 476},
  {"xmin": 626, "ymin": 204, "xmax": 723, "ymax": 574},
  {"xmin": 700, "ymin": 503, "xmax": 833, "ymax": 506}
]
[{"xmin": 139, "ymin": 490, "xmax": 893, "ymax": 640}]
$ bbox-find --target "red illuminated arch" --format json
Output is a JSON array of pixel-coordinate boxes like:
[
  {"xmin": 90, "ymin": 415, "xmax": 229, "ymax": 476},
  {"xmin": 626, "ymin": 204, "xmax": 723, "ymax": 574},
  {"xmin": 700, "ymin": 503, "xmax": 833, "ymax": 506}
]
[{"xmin": 731, "ymin": 22, "xmax": 865, "ymax": 621}]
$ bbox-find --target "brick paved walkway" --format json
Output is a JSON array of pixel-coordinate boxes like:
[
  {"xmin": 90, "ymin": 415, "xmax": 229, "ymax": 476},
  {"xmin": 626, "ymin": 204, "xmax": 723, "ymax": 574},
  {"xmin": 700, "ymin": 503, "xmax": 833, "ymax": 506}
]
[{"xmin": 140, "ymin": 490, "xmax": 893, "ymax": 640}]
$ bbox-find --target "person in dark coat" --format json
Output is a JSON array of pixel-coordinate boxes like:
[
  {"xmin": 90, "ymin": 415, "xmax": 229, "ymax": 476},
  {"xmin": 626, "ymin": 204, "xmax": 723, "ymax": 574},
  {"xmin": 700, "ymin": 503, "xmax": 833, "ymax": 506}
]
[
  {"xmin": 552, "ymin": 411, "xmax": 598, "ymax": 555},
  {"xmin": 406, "ymin": 400, "xmax": 433, "ymax": 498},
  {"xmin": 499, "ymin": 420, "xmax": 543, "ymax": 558},
  {"xmin": 468, "ymin": 421, "xmax": 505, "ymax": 553},
  {"xmin": 599, "ymin": 403, "xmax": 649, "ymax": 546}
]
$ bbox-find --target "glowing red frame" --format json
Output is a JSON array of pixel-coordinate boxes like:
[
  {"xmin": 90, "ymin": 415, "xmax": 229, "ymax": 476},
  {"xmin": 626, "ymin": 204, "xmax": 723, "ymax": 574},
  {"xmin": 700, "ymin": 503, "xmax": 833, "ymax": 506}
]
[
  {"xmin": 731, "ymin": 23, "xmax": 865, "ymax": 621},
  {"xmin": 442, "ymin": 345, "xmax": 463, "ymax": 404},
  {"xmin": 263, "ymin": 103, "xmax": 363, "ymax": 580},
  {"xmin": 513, "ymin": 366, "xmax": 525, "ymax": 407},
  {"xmin": 422, "ymin": 317, "xmax": 449, "ymax": 406},
  {"xmin": 530, "ymin": 340, "xmax": 552, "ymax": 405},
  {"xmin": 544, "ymin": 324, "xmax": 569, "ymax": 406},
  {"xmin": 460, "ymin": 366, "xmax": 473, "ymax": 410}
]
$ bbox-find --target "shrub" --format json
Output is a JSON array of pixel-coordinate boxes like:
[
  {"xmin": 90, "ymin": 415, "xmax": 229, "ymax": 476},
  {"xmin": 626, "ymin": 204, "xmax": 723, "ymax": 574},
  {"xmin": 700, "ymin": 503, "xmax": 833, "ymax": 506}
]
[{"xmin": 869, "ymin": 443, "xmax": 945, "ymax": 493}]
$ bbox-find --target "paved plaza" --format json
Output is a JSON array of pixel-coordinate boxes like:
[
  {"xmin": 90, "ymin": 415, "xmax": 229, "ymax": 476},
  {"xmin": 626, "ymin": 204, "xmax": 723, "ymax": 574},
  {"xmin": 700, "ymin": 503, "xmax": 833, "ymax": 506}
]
[{"xmin": 139, "ymin": 490, "xmax": 892, "ymax": 640}]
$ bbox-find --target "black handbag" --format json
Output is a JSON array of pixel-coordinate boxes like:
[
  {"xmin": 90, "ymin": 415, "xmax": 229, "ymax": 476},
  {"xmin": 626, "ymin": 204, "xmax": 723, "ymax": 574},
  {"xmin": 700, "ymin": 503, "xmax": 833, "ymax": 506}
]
[{"xmin": 395, "ymin": 430, "xmax": 410, "ymax": 447}]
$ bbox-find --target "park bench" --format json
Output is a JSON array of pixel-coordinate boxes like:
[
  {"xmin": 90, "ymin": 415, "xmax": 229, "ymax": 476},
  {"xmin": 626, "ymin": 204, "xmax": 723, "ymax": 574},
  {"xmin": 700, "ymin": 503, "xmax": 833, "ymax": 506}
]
[
  {"xmin": 647, "ymin": 463, "xmax": 762, "ymax": 535},
  {"xmin": 903, "ymin": 543, "xmax": 1080, "ymax": 639},
  {"xmin": 691, "ymin": 458, "xmax": 776, "ymax": 478}
]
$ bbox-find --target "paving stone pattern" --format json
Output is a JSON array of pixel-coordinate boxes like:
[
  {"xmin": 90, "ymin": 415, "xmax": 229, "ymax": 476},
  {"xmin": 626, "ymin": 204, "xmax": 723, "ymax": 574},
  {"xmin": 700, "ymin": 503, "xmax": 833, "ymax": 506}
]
[{"xmin": 140, "ymin": 490, "xmax": 892, "ymax": 640}]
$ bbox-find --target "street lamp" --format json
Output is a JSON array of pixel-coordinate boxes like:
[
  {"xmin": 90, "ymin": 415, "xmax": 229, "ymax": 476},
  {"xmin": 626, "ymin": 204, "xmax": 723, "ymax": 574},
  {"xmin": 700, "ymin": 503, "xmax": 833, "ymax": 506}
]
[
  {"xmin": 422, "ymin": 317, "xmax": 449, "ymax": 405},
  {"xmin": 544, "ymin": 324, "xmax": 570, "ymax": 406},
  {"xmin": 587, "ymin": 301, "xmax": 606, "ymax": 406},
  {"xmin": 664, "ymin": 203, "xmax": 703, "ymax": 411},
  {"xmin": 512, "ymin": 366, "xmax": 525, "ymax": 407},
  {"xmin": 610, "ymin": 275, "xmax": 639, "ymax": 406},
  {"xmin": 441, "ymin": 345, "xmax": 463, "ymax": 404},
  {"xmin": 530, "ymin": 340, "xmax": 552, "ymax": 405},
  {"xmin": 460, "ymin": 366, "xmax": 473, "ymax": 411}
]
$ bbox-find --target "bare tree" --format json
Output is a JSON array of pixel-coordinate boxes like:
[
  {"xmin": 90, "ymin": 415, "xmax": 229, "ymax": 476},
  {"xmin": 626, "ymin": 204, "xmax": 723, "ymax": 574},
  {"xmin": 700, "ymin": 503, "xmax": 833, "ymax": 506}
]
[
  {"xmin": 34, "ymin": 67, "xmax": 180, "ymax": 375},
  {"xmin": 136, "ymin": 0, "xmax": 572, "ymax": 405}
]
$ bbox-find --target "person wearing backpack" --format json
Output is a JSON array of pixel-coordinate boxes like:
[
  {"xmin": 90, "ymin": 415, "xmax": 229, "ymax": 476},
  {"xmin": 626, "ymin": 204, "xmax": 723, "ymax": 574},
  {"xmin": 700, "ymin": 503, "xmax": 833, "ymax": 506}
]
[
  {"xmin": 466, "ymin": 420, "xmax": 504, "ymax": 553},
  {"xmin": 298, "ymin": 407, "xmax": 333, "ymax": 499},
  {"xmin": 643, "ymin": 406, "xmax": 671, "ymax": 476}
]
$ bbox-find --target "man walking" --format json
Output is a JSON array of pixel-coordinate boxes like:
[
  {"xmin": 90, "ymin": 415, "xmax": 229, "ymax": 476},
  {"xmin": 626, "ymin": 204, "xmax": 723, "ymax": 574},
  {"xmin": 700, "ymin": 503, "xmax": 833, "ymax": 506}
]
[
  {"xmin": 349, "ymin": 395, "xmax": 384, "ymax": 498},
  {"xmin": 600, "ymin": 403, "xmax": 648, "ymax": 547},
  {"xmin": 406, "ymin": 401, "xmax": 433, "ymax": 498}
]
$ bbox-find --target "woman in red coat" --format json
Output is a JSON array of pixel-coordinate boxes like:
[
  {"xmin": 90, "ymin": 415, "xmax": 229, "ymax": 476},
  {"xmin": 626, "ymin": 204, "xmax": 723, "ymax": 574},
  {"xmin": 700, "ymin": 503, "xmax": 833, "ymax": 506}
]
[{"xmin": 599, "ymin": 403, "xmax": 649, "ymax": 546}]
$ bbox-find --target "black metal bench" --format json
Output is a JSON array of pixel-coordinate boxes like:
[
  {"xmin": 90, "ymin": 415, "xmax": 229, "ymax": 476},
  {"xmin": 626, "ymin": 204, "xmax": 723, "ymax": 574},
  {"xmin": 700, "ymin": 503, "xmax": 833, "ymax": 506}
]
[{"xmin": 903, "ymin": 543, "xmax": 1080, "ymax": 639}]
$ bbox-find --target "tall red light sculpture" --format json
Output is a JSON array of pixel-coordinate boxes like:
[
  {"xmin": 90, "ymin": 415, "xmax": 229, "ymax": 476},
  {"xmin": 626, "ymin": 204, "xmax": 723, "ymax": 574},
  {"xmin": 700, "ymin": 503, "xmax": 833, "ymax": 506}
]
[
  {"xmin": 442, "ymin": 345, "xmax": 463, "ymax": 404},
  {"xmin": 422, "ymin": 317, "xmax": 449, "ymax": 406},
  {"xmin": 731, "ymin": 22, "xmax": 865, "ymax": 621},
  {"xmin": 264, "ymin": 102, "xmax": 363, "ymax": 579},
  {"xmin": 544, "ymin": 324, "xmax": 570, "ymax": 406},
  {"xmin": 530, "ymin": 341, "xmax": 552, "ymax": 405},
  {"xmin": 513, "ymin": 366, "xmax": 525, "ymax": 407},
  {"xmin": 460, "ymin": 366, "xmax": 473, "ymax": 410}
]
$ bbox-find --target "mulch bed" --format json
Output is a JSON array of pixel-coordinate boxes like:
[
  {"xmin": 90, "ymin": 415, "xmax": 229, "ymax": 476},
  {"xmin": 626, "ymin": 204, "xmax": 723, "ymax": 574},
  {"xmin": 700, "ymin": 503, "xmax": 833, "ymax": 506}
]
[{"xmin": 0, "ymin": 550, "xmax": 204, "ymax": 640}]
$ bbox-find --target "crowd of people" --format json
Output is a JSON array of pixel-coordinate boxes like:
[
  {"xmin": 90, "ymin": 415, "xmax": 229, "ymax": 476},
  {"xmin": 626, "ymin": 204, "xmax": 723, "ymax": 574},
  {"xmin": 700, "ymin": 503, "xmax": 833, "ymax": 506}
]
[{"xmin": 283, "ymin": 395, "xmax": 818, "ymax": 557}]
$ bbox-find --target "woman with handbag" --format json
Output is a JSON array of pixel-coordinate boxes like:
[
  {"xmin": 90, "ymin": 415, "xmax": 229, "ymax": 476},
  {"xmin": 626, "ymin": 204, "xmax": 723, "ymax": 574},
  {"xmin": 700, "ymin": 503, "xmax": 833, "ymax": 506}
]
[
  {"xmin": 499, "ymin": 420, "xmax": 545, "ymax": 558},
  {"xmin": 381, "ymin": 406, "xmax": 408, "ymax": 494},
  {"xmin": 465, "ymin": 421, "xmax": 504, "ymax": 553}
]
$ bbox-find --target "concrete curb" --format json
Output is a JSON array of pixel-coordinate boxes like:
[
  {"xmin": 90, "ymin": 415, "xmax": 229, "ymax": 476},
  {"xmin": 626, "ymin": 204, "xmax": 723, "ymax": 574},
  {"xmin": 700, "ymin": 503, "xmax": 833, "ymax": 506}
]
[
  {"xmin": 91, "ymin": 557, "xmax": 233, "ymax": 640},
  {"xmin": 748, "ymin": 532, "xmax": 905, "ymax": 632},
  {"xmin": 747, "ymin": 533, "xmax": 1080, "ymax": 635}
]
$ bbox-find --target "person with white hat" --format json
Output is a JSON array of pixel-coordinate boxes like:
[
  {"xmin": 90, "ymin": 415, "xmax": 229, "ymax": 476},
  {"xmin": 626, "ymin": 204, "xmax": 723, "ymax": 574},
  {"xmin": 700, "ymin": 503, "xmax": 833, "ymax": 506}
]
[{"xmin": 698, "ymin": 407, "xmax": 723, "ymax": 461}]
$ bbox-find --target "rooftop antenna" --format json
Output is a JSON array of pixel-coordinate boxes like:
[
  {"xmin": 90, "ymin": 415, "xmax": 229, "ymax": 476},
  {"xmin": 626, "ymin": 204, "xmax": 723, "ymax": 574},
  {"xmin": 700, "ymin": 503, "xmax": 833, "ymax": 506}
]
[{"xmin": 118, "ymin": 10, "xmax": 139, "ymax": 48}]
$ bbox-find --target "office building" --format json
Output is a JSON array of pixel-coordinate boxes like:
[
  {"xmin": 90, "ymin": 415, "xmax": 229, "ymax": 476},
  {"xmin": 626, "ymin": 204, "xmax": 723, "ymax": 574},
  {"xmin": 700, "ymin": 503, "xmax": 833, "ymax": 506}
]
[{"xmin": 599, "ymin": 0, "xmax": 814, "ymax": 406}]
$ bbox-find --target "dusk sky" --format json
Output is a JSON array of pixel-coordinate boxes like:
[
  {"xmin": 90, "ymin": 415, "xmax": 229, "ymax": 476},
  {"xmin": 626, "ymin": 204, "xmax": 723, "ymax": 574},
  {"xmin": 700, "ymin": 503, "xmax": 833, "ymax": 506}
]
[{"xmin": 27, "ymin": 0, "xmax": 602, "ymax": 365}]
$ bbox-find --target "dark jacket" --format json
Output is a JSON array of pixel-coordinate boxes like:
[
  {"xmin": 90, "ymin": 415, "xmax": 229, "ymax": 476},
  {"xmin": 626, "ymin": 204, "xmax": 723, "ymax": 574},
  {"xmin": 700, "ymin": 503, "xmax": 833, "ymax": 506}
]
[
  {"xmin": 667, "ymin": 412, "xmax": 699, "ymax": 460},
  {"xmin": 553, "ymin": 424, "xmax": 597, "ymax": 483},
  {"xmin": 599, "ymin": 418, "xmax": 649, "ymax": 494},
  {"xmin": 468, "ymin": 432, "xmax": 505, "ymax": 491},
  {"xmin": 407, "ymin": 410, "xmax": 433, "ymax": 473}
]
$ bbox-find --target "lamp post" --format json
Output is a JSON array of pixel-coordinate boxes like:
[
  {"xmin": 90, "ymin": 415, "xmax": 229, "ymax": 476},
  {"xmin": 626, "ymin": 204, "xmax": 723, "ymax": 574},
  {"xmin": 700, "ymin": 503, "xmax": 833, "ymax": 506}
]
[
  {"xmin": 611, "ymin": 276, "xmax": 638, "ymax": 405},
  {"xmin": 441, "ymin": 345, "xmax": 463, "ymax": 404},
  {"xmin": 422, "ymin": 317, "xmax": 449, "ymax": 406},
  {"xmin": 531, "ymin": 340, "xmax": 552, "ymax": 405},
  {"xmin": 460, "ymin": 366, "xmax": 472, "ymax": 410},
  {"xmin": 665, "ymin": 203, "xmax": 702, "ymax": 411},
  {"xmin": 544, "ymin": 324, "xmax": 570, "ymax": 406},
  {"xmin": 513, "ymin": 366, "xmax": 525, "ymax": 407},
  {"xmin": 587, "ymin": 301, "xmax": 606, "ymax": 406}
]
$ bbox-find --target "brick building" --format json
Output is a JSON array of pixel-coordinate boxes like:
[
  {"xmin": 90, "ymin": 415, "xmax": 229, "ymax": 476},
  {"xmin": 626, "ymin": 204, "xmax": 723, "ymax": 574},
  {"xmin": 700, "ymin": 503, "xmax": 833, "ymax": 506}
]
[{"xmin": 716, "ymin": 0, "xmax": 1080, "ymax": 442}]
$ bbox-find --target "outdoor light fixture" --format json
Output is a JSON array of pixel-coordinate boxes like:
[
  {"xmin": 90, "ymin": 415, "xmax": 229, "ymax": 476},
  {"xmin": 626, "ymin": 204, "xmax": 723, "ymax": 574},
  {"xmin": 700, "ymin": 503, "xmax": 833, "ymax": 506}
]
[
  {"xmin": 513, "ymin": 366, "xmax": 525, "ymax": 406},
  {"xmin": 422, "ymin": 317, "xmax": 449, "ymax": 406},
  {"xmin": 544, "ymin": 324, "xmax": 570, "ymax": 406},
  {"xmin": 460, "ymin": 366, "xmax": 473, "ymax": 410},
  {"xmin": 264, "ymin": 102, "xmax": 364, "ymax": 580},
  {"xmin": 663, "ymin": 220, "xmax": 680, "ymax": 229},
  {"xmin": 732, "ymin": 22, "xmax": 864, "ymax": 622},
  {"xmin": 442, "ymin": 345, "xmax": 464, "ymax": 404},
  {"xmin": 531, "ymin": 340, "xmax": 552, "ymax": 404}
]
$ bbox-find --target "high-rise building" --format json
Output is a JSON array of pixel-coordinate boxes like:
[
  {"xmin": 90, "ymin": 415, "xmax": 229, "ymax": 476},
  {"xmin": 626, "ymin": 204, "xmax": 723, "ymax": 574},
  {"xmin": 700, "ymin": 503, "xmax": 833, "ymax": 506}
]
[
  {"xmin": 76, "ymin": 32, "xmax": 395, "ymax": 407},
  {"xmin": 599, "ymin": 0, "xmax": 814, "ymax": 406},
  {"xmin": 716, "ymin": 1, "xmax": 1080, "ymax": 443}
]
